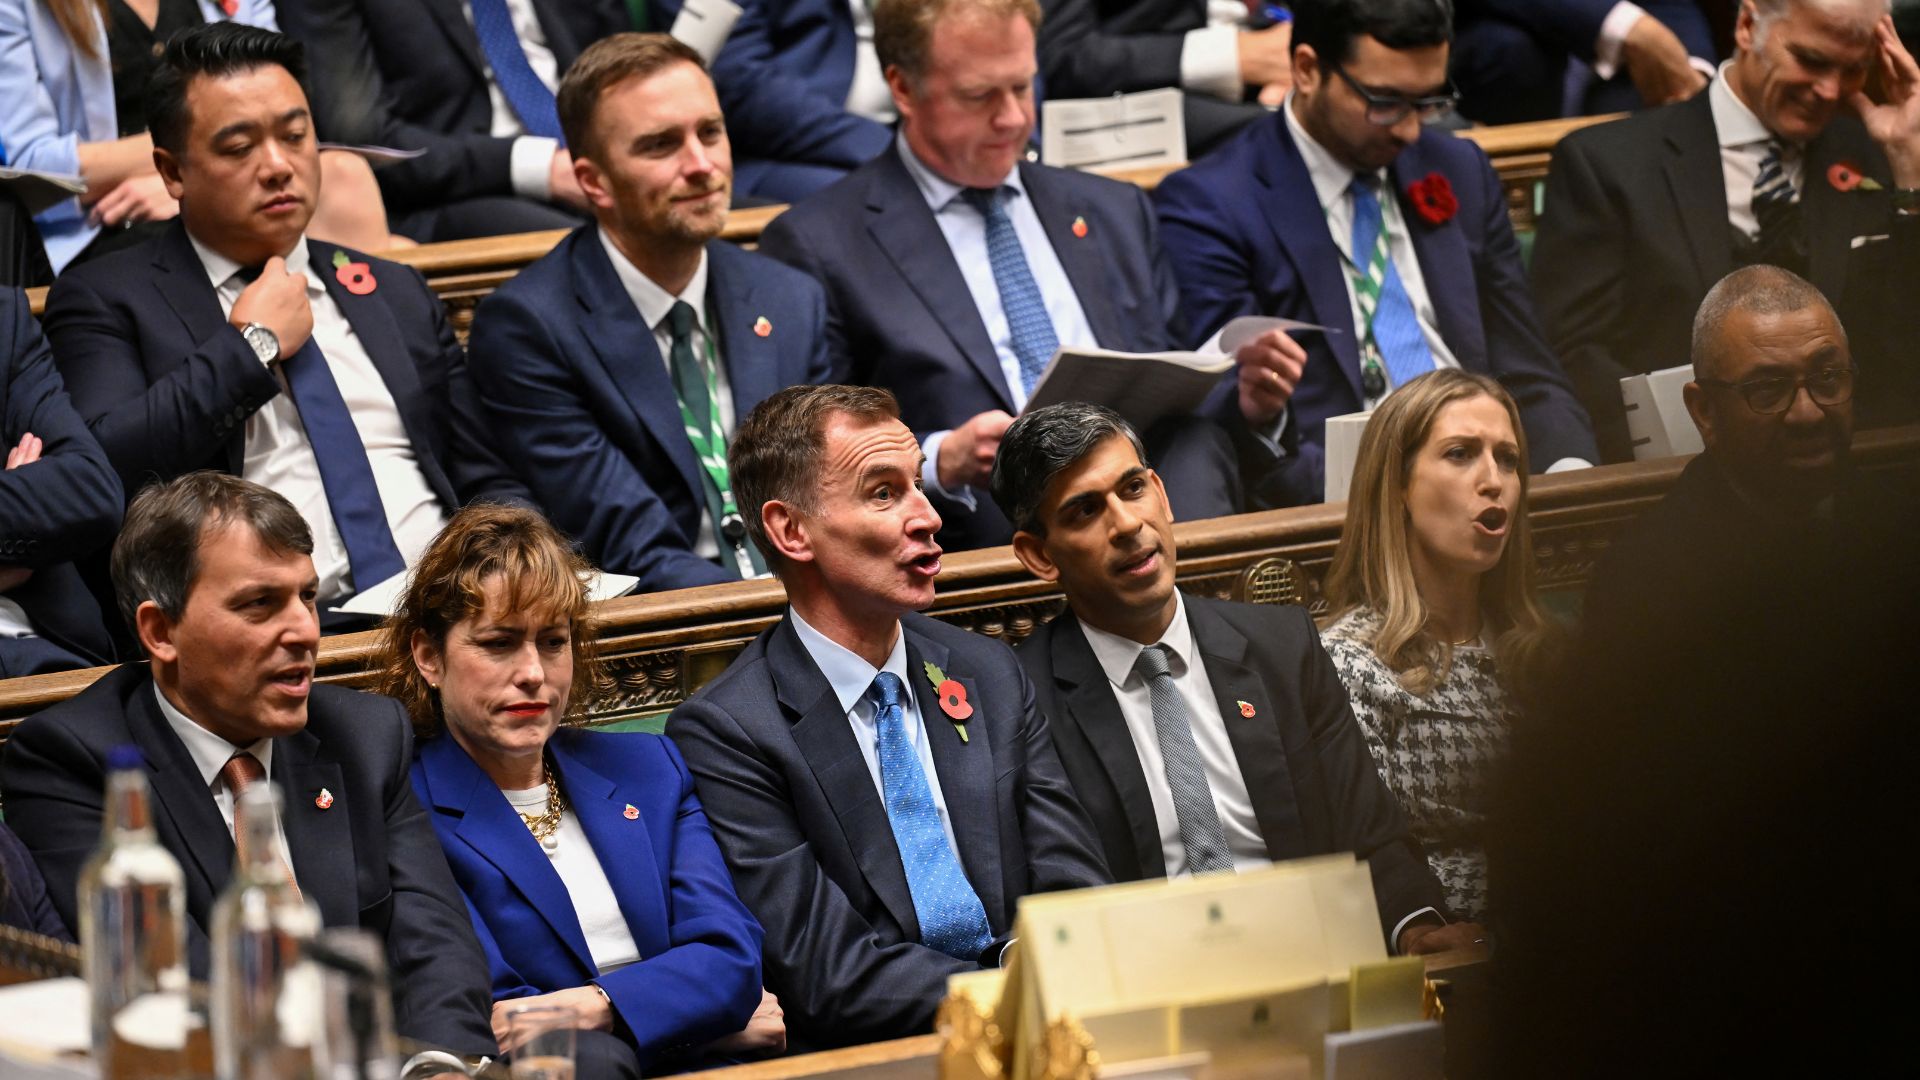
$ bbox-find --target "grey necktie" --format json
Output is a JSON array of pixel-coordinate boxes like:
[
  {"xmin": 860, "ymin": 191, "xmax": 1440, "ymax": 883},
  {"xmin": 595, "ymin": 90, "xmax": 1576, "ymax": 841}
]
[{"xmin": 1133, "ymin": 644, "xmax": 1235, "ymax": 875}]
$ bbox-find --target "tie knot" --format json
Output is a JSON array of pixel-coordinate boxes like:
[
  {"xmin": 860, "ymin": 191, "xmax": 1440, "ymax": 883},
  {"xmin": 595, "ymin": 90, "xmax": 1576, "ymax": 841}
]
[
  {"xmin": 666, "ymin": 300, "xmax": 697, "ymax": 340},
  {"xmin": 1133, "ymin": 643, "xmax": 1174, "ymax": 682},
  {"xmin": 871, "ymin": 671, "xmax": 907, "ymax": 713},
  {"xmin": 962, "ymin": 186, "xmax": 1006, "ymax": 218},
  {"xmin": 219, "ymin": 751, "xmax": 265, "ymax": 793}
]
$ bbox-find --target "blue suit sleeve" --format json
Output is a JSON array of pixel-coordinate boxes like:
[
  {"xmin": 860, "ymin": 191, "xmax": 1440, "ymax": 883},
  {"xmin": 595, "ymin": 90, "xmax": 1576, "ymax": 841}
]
[
  {"xmin": 0, "ymin": 292, "xmax": 121, "ymax": 567},
  {"xmin": 1454, "ymin": 0, "xmax": 1614, "ymax": 61},
  {"xmin": 709, "ymin": 0, "xmax": 893, "ymax": 170}
]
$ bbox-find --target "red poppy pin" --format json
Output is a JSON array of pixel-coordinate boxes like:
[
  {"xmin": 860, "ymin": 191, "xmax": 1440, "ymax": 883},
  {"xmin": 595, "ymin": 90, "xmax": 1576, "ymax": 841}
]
[
  {"xmin": 219, "ymin": 0, "xmax": 238, "ymax": 14},
  {"xmin": 923, "ymin": 661, "xmax": 974, "ymax": 742},
  {"xmin": 1071, "ymin": 215, "xmax": 1089, "ymax": 239},
  {"xmin": 1405, "ymin": 172, "xmax": 1458, "ymax": 226},
  {"xmin": 1827, "ymin": 161, "xmax": 1883, "ymax": 193},
  {"xmin": 315, "ymin": 788, "xmax": 334, "ymax": 810},
  {"xmin": 623, "ymin": 803, "xmax": 639, "ymax": 820},
  {"xmin": 331, "ymin": 249, "xmax": 376, "ymax": 295},
  {"xmin": 1236, "ymin": 700, "xmax": 1256, "ymax": 719},
  {"xmin": 753, "ymin": 316, "xmax": 772, "ymax": 337}
]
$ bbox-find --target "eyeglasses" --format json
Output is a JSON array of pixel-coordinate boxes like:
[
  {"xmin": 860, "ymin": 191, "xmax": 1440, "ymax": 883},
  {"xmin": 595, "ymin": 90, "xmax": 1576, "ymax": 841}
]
[
  {"xmin": 1696, "ymin": 365, "xmax": 1856, "ymax": 414},
  {"xmin": 1327, "ymin": 63, "xmax": 1460, "ymax": 127}
]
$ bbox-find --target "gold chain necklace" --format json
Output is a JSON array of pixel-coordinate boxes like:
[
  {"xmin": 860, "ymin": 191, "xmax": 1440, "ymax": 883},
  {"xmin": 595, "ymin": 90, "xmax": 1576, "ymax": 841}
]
[{"xmin": 519, "ymin": 760, "xmax": 567, "ymax": 853}]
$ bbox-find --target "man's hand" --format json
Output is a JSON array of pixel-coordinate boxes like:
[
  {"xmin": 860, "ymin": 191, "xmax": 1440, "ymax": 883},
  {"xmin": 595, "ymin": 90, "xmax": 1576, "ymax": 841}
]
[
  {"xmin": 703, "ymin": 989, "xmax": 787, "ymax": 1057},
  {"xmin": 490, "ymin": 986, "xmax": 613, "ymax": 1053},
  {"xmin": 1621, "ymin": 15, "xmax": 1707, "ymax": 107},
  {"xmin": 0, "ymin": 433, "xmax": 41, "ymax": 592},
  {"xmin": 549, "ymin": 149, "xmax": 590, "ymax": 212},
  {"xmin": 1398, "ymin": 921, "xmax": 1487, "ymax": 956},
  {"xmin": 1257, "ymin": 81, "xmax": 1288, "ymax": 107},
  {"xmin": 937, "ymin": 409, "xmax": 1015, "ymax": 490},
  {"xmin": 1237, "ymin": 22, "xmax": 1292, "ymax": 91},
  {"xmin": 1233, "ymin": 328, "xmax": 1307, "ymax": 425},
  {"xmin": 1851, "ymin": 16, "xmax": 1920, "ymax": 187},
  {"xmin": 228, "ymin": 256, "xmax": 315, "ymax": 357},
  {"xmin": 87, "ymin": 174, "xmax": 180, "ymax": 229}
]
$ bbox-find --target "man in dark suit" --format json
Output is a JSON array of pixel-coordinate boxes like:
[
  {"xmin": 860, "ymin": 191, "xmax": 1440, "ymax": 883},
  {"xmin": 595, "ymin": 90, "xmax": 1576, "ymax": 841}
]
[
  {"xmin": 42, "ymin": 25, "xmax": 530, "ymax": 627},
  {"xmin": 0, "ymin": 289, "xmax": 120, "ymax": 675},
  {"xmin": 1154, "ymin": 0, "xmax": 1597, "ymax": 507},
  {"xmin": 761, "ymin": 0, "xmax": 1296, "ymax": 550},
  {"xmin": 276, "ymin": 0, "xmax": 628, "ymax": 239},
  {"xmin": 1530, "ymin": 0, "xmax": 1920, "ymax": 463},
  {"xmin": 667, "ymin": 385, "xmax": 1110, "ymax": 1050},
  {"xmin": 990, "ymin": 402, "xmax": 1477, "ymax": 954},
  {"xmin": 1, "ymin": 472, "xmax": 496, "ymax": 1058},
  {"xmin": 469, "ymin": 34, "xmax": 833, "ymax": 593},
  {"xmin": 1453, "ymin": 0, "xmax": 1715, "ymax": 124}
]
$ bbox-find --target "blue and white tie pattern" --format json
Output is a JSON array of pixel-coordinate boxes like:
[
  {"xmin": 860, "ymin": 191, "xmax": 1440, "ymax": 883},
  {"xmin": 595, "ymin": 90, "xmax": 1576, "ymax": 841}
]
[
  {"xmin": 871, "ymin": 672, "xmax": 994, "ymax": 960},
  {"xmin": 1133, "ymin": 645, "xmax": 1235, "ymax": 875},
  {"xmin": 1753, "ymin": 140, "xmax": 1796, "ymax": 214},
  {"xmin": 1349, "ymin": 176, "xmax": 1436, "ymax": 391},
  {"xmin": 469, "ymin": 0, "xmax": 564, "ymax": 141},
  {"xmin": 963, "ymin": 187, "xmax": 1058, "ymax": 395}
]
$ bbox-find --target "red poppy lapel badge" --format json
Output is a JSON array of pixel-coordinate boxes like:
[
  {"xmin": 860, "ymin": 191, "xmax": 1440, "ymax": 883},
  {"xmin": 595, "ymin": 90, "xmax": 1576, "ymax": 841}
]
[
  {"xmin": 1827, "ymin": 161, "xmax": 1883, "ymax": 193},
  {"xmin": 1236, "ymin": 700, "xmax": 1256, "ymax": 719},
  {"xmin": 219, "ymin": 0, "xmax": 238, "ymax": 14},
  {"xmin": 1405, "ymin": 172, "xmax": 1459, "ymax": 226},
  {"xmin": 315, "ymin": 788, "xmax": 334, "ymax": 810},
  {"xmin": 1071, "ymin": 215, "xmax": 1089, "ymax": 239},
  {"xmin": 331, "ymin": 249, "xmax": 377, "ymax": 295},
  {"xmin": 623, "ymin": 803, "xmax": 640, "ymax": 820},
  {"xmin": 753, "ymin": 316, "xmax": 773, "ymax": 338},
  {"xmin": 923, "ymin": 661, "xmax": 974, "ymax": 742}
]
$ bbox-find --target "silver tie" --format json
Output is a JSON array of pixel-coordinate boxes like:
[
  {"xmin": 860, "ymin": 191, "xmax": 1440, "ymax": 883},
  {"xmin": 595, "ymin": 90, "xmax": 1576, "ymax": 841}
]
[{"xmin": 1134, "ymin": 644, "xmax": 1235, "ymax": 875}]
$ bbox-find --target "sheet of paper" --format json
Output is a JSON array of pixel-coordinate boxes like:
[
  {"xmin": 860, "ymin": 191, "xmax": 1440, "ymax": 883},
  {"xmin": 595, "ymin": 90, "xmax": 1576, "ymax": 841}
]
[
  {"xmin": 670, "ymin": 0, "xmax": 743, "ymax": 64},
  {"xmin": 1620, "ymin": 364, "xmax": 1703, "ymax": 462},
  {"xmin": 0, "ymin": 167, "xmax": 86, "ymax": 215},
  {"xmin": 0, "ymin": 977, "xmax": 90, "ymax": 1056},
  {"xmin": 1323, "ymin": 1020, "xmax": 1444, "ymax": 1080},
  {"xmin": 1022, "ymin": 346, "xmax": 1234, "ymax": 432},
  {"xmin": 335, "ymin": 569, "xmax": 638, "ymax": 618},
  {"xmin": 1214, "ymin": 315, "xmax": 1343, "ymax": 355},
  {"xmin": 1175, "ymin": 981, "xmax": 1327, "ymax": 1080},
  {"xmin": 1042, "ymin": 89, "xmax": 1186, "ymax": 173},
  {"xmin": 1322, "ymin": 410, "xmax": 1374, "ymax": 504}
]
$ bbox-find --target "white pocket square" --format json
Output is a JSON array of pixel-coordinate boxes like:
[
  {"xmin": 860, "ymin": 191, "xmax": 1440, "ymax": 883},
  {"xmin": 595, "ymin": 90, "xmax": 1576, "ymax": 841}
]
[{"xmin": 1850, "ymin": 233, "xmax": 1892, "ymax": 249}]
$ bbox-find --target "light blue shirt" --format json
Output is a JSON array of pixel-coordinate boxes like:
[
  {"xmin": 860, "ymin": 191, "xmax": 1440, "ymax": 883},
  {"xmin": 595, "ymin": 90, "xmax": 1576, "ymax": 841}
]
[{"xmin": 788, "ymin": 606, "xmax": 961, "ymax": 857}]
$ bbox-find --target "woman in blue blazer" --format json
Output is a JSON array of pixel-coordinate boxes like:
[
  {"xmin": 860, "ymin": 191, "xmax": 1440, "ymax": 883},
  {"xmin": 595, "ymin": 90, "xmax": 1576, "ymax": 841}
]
[{"xmin": 378, "ymin": 504, "xmax": 777, "ymax": 1079}]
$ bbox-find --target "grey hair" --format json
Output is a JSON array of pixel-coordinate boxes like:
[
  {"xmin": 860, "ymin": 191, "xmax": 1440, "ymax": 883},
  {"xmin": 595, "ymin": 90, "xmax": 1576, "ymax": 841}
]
[
  {"xmin": 1748, "ymin": 0, "xmax": 1888, "ymax": 48},
  {"xmin": 111, "ymin": 472, "xmax": 314, "ymax": 650},
  {"xmin": 1690, "ymin": 265, "xmax": 1845, "ymax": 379},
  {"xmin": 989, "ymin": 402, "xmax": 1148, "ymax": 535}
]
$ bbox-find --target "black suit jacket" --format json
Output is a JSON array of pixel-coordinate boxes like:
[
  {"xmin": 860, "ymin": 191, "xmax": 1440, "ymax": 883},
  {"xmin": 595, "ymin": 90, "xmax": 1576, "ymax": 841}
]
[
  {"xmin": 40, "ymin": 222, "xmax": 529, "ymax": 512},
  {"xmin": 1531, "ymin": 91, "xmax": 1920, "ymax": 461},
  {"xmin": 0, "ymin": 666, "xmax": 497, "ymax": 1055},
  {"xmin": 666, "ymin": 611, "xmax": 1111, "ymax": 1049},
  {"xmin": 1017, "ymin": 595, "xmax": 1449, "ymax": 941}
]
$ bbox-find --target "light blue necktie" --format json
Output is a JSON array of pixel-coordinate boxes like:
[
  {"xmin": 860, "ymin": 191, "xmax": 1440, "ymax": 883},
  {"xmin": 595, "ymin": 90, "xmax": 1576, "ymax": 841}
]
[
  {"xmin": 1349, "ymin": 176, "xmax": 1435, "ymax": 391},
  {"xmin": 871, "ymin": 672, "xmax": 994, "ymax": 960},
  {"xmin": 279, "ymin": 337, "xmax": 408, "ymax": 592},
  {"xmin": 468, "ymin": 0, "xmax": 563, "ymax": 141},
  {"xmin": 963, "ymin": 187, "xmax": 1057, "ymax": 395}
]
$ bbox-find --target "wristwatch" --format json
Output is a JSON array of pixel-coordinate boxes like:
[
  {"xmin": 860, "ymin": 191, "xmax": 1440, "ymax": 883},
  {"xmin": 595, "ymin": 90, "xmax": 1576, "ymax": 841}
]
[{"xmin": 239, "ymin": 322, "xmax": 280, "ymax": 365}]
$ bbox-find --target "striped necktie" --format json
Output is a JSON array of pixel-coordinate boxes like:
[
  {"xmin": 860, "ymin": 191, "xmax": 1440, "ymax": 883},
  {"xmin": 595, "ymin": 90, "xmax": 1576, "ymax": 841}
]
[{"xmin": 1347, "ymin": 175, "xmax": 1435, "ymax": 393}]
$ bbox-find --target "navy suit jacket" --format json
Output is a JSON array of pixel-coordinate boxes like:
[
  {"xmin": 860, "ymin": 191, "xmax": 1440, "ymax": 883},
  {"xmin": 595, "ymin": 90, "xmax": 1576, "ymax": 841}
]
[
  {"xmin": 666, "ymin": 611, "xmax": 1111, "ymax": 1049},
  {"xmin": 0, "ymin": 821, "xmax": 68, "ymax": 941},
  {"xmin": 411, "ymin": 726, "xmax": 762, "ymax": 1069},
  {"xmin": 41, "ymin": 222, "xmax": 530, "ymax": 512},
  {"xmin": 1153, "ymin": 114, "xmax": 1597, "ymax": 506},
  {"xmin": 467, "ymin": 228, "xmax": 833, "ymax": 593},
  {"xmin": 1016, "ymin": 595, "xmax": 1449, "ymax": 939},
  {"xmin": 758, "ymin": 148, "xmax": 1197, "ymax": 549},
  {"xmin": 0, "ymin": 289, "xmax": 119, "ymax": 664},
  {"xmin": 0, "ymin": 667, "xmax": 497, "ymax": 1055}
]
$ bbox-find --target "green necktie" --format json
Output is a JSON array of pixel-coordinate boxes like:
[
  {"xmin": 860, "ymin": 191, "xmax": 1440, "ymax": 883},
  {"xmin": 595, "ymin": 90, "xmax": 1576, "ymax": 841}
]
[{"xmin": 624, "ymin": 0, "xmax": 650, "ymax": 31}]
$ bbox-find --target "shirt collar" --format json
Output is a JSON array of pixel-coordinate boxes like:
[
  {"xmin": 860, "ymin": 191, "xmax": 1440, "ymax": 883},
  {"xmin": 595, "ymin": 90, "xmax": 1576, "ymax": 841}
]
[
  {"xmin": 598, "ymin": 228, "xmax": 711, "ymax": 333},
  {"xmin": 788, "ymin": 606, "xmax": 913, "ymax": 718},
  {"xmin": 152, "ymin": 682, "xmax": 274, "ymax": 791},
  {"xmin": 1284, "ymin": 92, "xmax": 1384, "ymax": 215},
  {"xmin": 188, "ymin": 232, "xmax": 316, "ymax": 295},
  {"xmin": 1077, "ymin": 592, "xmax": 1194, "ymax": 689},
  {"xmin": 1710, "ymin": 61, "xmax": 1776, "ymax": 150},
  {"xmin": 895, "ymin": 130, "xmax": 1028, "ymax": 215}
]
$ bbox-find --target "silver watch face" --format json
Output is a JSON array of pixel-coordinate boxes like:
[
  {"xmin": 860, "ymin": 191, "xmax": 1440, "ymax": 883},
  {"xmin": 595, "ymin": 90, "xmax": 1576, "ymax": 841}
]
[{"xmin": 242, "ymin": 324, "xmax": 279, "ymax": 364}]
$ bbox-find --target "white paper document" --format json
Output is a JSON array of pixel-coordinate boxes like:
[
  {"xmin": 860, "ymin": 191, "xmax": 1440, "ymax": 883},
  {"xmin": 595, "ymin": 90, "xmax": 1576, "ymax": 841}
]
[
  {"xmin": 1324, "ymin": 1020, "xmax": 1445, "ymax": 1080},
  {"xmin": 1619, "ymin": 364, "xmax": 1703, "ymax": 462},
  {"xmin": 336, "ymin": 569, "xmax": 639, "ymax": 618},
  {"xmin": 0, "ymin": 977, "xmax": 90, "ymax": 1057},
  {"xmin": 1042, "ymin": 89, "xmax": 1187, "ymax": 173},
  {"xmin": 0, "ymin": 168, "xmax": 86, "ymax": 215},
  {"xmin": 669, "ymin": 0, "xmax": 743, "ymax": 64},
  {"xmin": 1023, "ymin": 346, "xmax": 1233, "ymax": 433},
  {"xmin": 1322, "ymin": 410, "xmax": 1374, "ymax": 504}
]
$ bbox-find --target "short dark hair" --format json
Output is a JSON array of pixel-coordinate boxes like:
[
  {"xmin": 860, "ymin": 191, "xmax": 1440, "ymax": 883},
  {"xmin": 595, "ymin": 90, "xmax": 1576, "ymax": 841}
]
[
  {"xmin": 729, "ymin": 385, "xmax": 901, "ymax": 569},
  {"xmin": 989, "ymin": 403, "xmax": 1146, "ymax": 535},
  {"xmin": 557, "ymin": 32, "xmax": 709, "ymax": 161},
  {"xmin": 148, "ymin": 22, "xmax": 308, "ymax": 155},
  {"xmin": 1691, "ymin": 265, "xmax": 1845, "ymax": 380},
  {"xmin": 1291, "ymin": 0, "xmax": 1453, "ymax": 69},
  {"xmin": 111, "ymin": 472, "xmax": 313, "ymax": 648}
]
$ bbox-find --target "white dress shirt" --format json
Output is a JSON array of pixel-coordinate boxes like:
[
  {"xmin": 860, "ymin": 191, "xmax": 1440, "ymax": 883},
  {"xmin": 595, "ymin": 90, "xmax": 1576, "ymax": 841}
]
[
  {"xmin": 788, "ymin": 607, "xmax": 963, "ymax": 858},
  {"xmin": 597, "ymin": 232, "xmax": 741, "ymax": 567},
  {"xmin": 1591, "ymin": 2, "xmax": 1719, "ymax": 82},
  {"xmin": 461, "ymin": 0, "xmax": 563, "ymax": 200},
  {"xmin": 192, "ymin": 234, "xmax": 449, "ymax": 604},
  {"xmin": 1076, "ymin": 594, "xmax": 1271, "ymax": 876},
  {"xmin": 154, "ymin": 684, "xmax": 296, "ymax": 885},
  {"xmin": 844, "ymin": 0, "xmax": 896, "ymax": 123},
  {"xmin": 502, "ymin": 785, "xmax": 642, "ymax": 975},
  {"xmin": 1180, "ymin": 1, "xmax": 1258, "ymax": 104},
  {"xmin": 1710, "ymin": 62, "xmax": 1801, "ymax": 241}
]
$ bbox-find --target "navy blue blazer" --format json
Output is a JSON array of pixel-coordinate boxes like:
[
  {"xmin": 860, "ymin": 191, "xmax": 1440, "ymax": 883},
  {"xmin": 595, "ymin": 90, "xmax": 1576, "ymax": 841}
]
[
  {"xmin": 411, "ymin": 727, "xmax": 762, "ymax": 1069},
  {"xmin": 1153, "ymin": 115, "xmax": 1597, "ymax": 506},
  {"xmin": 41, "ymin": 222, "xmax": 530, "ymax": 512},
  {"xmin": 0, "ymin": 820, "xmax": 68, "ymax": 941},
  {"xmin": 467, "ymin": 228, "xmax": 833, "ymax": 593},
  {"xmin": 666, "ymin": 611, "xmax": 1111, "ymax": 1049},
  {"xmin": 0, "ymin": 289, "xmax": 119, "ymax": 664}
]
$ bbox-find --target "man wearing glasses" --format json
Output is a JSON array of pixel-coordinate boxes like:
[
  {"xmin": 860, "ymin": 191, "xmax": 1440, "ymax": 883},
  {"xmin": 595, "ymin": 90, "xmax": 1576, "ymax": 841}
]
[{"xmin": 1154, "ymin": 0, "xmax": 1596, "ymax": 507}]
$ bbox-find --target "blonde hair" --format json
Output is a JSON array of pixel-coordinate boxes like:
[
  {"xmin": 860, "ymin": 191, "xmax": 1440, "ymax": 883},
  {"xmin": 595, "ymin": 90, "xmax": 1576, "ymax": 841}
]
[
  {"xmin": 1322, "ymin": 370, "xmax": 1556, "ymax": 697},
  {"xmin": 45, "ymin": 0, "xmax": 106, "ymax": 59}
]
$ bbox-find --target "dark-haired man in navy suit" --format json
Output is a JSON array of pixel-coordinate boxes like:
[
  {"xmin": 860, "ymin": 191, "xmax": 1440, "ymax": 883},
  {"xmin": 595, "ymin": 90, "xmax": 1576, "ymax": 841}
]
[
  {"xmin": 1153, "ymin": 0, "xmax": 1596, "ymax": 507},
  {"xmin": 41, "ymin": 25, "xmax": 529, "ymax": 628},
  {"xmin": 469, "ymin": 33, "xmax": 835, "ymax": 593}
]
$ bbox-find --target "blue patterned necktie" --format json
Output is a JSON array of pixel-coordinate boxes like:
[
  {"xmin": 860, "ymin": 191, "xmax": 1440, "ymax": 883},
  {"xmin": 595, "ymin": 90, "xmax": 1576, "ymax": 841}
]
[
  {"xmin": 279, "ymin": 337, "xmax": 408, "ymax": 592},
  {"xmin": 1133, "ymin": 645, "xmax": 1235, "ymax": 875},
  {"xmin": 962, "ymin": 186, "xmax": 1058, "ymax": 395},
  {"xmin": 870, "ymin": 672, "xmax": 994, "ymax": 960},
  {"xmin": 1348, "ymin": 176, "xmax": 1435, "ymax": 391},
  {"xmin": 468, "ymin": 0, "xmax": 563, "ymax": 141}
]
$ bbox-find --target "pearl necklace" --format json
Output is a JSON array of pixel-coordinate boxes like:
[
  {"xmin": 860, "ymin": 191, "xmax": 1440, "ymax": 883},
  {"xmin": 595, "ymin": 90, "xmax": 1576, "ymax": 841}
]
[{"xmin": 518, "ymin": 761, "xmax": 567, "ymax": 855}]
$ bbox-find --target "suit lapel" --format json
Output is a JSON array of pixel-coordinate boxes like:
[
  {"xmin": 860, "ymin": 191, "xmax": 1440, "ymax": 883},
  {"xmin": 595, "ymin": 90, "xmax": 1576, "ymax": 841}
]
[
  {"xmin": 125, "ymin": 680, "xmax": 231, "ymax": 906},
  {"xmin": 421, "ymin": 0, "xmax": 488, "ymax": 81},
  {"xmin": 1257, "ymin": 119, "xmax": 1366, "ymax": 401},
  {"xmin": 1048, "ymin": 616, "xmax": 1166, "ymax": 879},
  {"xmin": 864, "ymin": 153, "xmax": 1018, "ymax": 411},
  {"xmin": 1390, "ymin": 147, "xmax": 1483, "ymax": 370},
  {"xmin": 151, "ymin": 225, "xmax": 247, "ymax": 474},
  {"xmin": 1022, "ymin": 163, "xmax": 1125, "ymax": 349},
  {"xmin": 1184, "ymin": 599, "xmax": 1309, "ymax": 861},
  {"xmin": 1663, "ymin": 93, "xmax": 1734, "ymax": 296},
  {"xmin": 905, "ymin": 629, "xmax": 1004, "ymax": 924},
  {"xmin": 1802, "ymin": 121, "xmax": 1880, "ymax": 296},
  {"xmin": 273, "ymin": 726, "xmax": 357, "ymax": 931},
  {"xmin": 706, "ymin": 244, "xmax": 779, "ymax": 422},
  {"xmin": 550, "ymin": 736, "xmax": 670, "ymax": 961}
]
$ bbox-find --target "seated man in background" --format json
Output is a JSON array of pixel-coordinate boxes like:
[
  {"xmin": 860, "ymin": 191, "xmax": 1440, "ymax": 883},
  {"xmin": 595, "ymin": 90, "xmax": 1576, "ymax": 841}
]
[
  {"xmin": 276, "ymin": 0, "xmax": 629, "ymax": 239},
  {"xmin": 762, "ymin": 0, "xmax": 1300, "ymax": 550},
  {"xmin": 993, "ymin": 402, "xmax": 1475, "ymax": 955},
  {"xmin": 1452, "ymin": 0, "xmax": 1716, "ymax": 124},
  {"xmin": 43, "ymin": 25, "xmax": 530, "ymax": 628},
  {"xmin": 1530, "ymin": 0, "xmax": 1920, "ymax": 462},
  {"xmin": 1154, "ymin": 0, "xmax": 1596, "ymax": 507},
  {"xmin": 469, "ymin": 34, "xmax": 833, "ymax": 594},
  {"xmin": 0, "ymin": 288, "xmax": 121, "ymax": 674},
  {"xmin": 1, "ymin": 472, "xmax": 496, "ymax": 1059},
  {"xmin": 668, "ymin": 385, "xmax": 1110, "ymax": 1050}
]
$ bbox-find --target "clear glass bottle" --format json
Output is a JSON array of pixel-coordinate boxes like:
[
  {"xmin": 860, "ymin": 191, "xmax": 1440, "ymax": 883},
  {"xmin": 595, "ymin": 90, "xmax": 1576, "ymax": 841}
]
[
  {"xmin": 210, "ymin": 781, "xmax": 324, "ymax": 1080},
  {"xmin": 78, "ymin": 744, "xmax": 191, "ymax": 1080}
]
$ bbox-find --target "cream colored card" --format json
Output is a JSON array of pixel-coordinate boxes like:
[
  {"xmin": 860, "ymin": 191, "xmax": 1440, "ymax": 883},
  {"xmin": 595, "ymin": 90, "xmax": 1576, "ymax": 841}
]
[
  {"xmin": 1175, "ymin": 981, "xmax": 1328, "ymax": 1080},
  {"xmin": 1346, "ymin": 957, "xmax": 1425, "ymax": 1032}
]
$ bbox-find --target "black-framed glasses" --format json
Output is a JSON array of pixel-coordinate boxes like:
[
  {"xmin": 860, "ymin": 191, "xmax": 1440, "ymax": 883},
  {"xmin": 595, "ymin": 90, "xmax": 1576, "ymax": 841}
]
[
  {"xmin": 1328, "ymin": 63, "xmax": 1460, "ymax": 126},
  {"xmin": 1696, "ymin": 365, "xmax": 1856, "ymax": 414}
]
